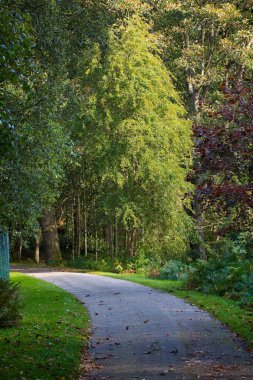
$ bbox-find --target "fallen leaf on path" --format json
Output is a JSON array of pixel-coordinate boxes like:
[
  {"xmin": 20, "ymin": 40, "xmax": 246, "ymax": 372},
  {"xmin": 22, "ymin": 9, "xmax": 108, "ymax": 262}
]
[{"xmin": 95, "ymin": 354, "xmax": 114, "ymax": 360}]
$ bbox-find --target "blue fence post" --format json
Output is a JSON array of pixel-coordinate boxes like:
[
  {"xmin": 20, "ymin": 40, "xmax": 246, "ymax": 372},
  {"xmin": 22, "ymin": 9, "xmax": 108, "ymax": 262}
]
[{"xmin": 0, "ymin": 232, "xmax": 10, "ymax": 280}]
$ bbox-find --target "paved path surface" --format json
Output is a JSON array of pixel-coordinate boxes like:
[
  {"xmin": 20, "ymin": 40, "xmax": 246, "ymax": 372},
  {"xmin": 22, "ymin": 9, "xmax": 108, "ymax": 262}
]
[{"xmin": 17, "ymin": 271, "xmax": 253, "ymax": 379}]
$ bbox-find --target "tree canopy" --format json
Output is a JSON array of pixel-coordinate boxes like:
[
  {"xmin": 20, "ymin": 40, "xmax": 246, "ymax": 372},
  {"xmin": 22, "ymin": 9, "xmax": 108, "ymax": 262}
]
[
  {"xmin": 76, "ymin": 16, "xmax": 193, "ymax": 257},
  {"xmin": 0, "ymin": 0, "xmax": 252, "ymax": 290}
]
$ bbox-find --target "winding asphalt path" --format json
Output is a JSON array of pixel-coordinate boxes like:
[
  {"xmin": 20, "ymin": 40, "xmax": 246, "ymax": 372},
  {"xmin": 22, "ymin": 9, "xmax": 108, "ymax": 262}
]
[{"xmin": 18, "ymin": 270, "xmax": 253, "ymax": 379}]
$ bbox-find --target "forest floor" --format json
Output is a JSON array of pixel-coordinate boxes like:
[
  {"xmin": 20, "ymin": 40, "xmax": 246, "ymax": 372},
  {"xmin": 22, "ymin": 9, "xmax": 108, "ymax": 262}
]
[{"xmin": 12, "ymin": 269, "xmax": 253, "ymax": 380}]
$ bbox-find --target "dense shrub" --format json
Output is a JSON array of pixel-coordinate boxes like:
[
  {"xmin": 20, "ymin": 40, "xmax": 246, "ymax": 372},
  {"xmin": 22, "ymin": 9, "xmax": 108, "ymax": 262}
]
[
  {"xmin": 187, "ymin": 236, "xmax": 253, "ymax": 309},
  {"xmin": 66, "ymin": 255, "xmax": 154, "ymax": 274},
  {"xmin": 66, "ymin": 257, "xmax": 110, "ymax": 271},
  {"xmin": 160, "ymin": 260, "xmax": 195, "ymax": 281},
  {"xmin": 65, "ymin": 257, "xmax": 126, "ymax": 272},
  {"xmin": 139, "ymin": 257, "xmax": 161, "ymax": 278},
  {"xmin": 0, "ymin": 280, "xmax": 22, "ymax": 327}
]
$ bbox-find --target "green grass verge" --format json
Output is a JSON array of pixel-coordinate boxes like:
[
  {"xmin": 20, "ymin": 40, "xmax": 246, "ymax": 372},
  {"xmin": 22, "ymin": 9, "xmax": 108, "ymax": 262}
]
[
  {"xmin": 95, "ymin": 272, "xmax": 253, "ymax": 349},
  {"xmin": 0, "ymin": 273, "xmax": 90, "ymax": 380}
]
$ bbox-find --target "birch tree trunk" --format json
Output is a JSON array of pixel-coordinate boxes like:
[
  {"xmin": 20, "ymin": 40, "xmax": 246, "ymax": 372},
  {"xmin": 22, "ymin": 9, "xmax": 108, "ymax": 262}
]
[
  {"xmin": 35, "ymin": 235, "xmax": 40, "ymax": 264},
  {"xmin": 18, "ymin": 234, "xmax": 22, "ymax": 262}
]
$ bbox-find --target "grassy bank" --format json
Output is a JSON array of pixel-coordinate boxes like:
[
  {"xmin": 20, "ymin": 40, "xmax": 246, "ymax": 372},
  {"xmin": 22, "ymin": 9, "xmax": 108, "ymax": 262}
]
[
  {"xmin": 0, "ymin": 273, "xmax": 90, "ymax": 380},
  {"xmin": 95, "ymin": 272, "xmax": 253, "ymax": 349}
]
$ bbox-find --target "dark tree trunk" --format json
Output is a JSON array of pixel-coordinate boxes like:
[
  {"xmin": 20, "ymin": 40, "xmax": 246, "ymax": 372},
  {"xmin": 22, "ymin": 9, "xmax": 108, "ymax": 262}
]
[
  {"xmin": 72, "ymin": 200, "xmax": 75, "ymax": 260},
  {"xmin": 103, "ymin": 224, "xmax": 111, "ymax": 251},
  {"xmin": 84, "ymin": 212, "xmax": 88, "ymax": 257},
  {"xmin": 74, "ymin": 195, "xmax": 81, "ymax": 257},
  {"xmin": 115, "ymin": 219, "xmax": 118, "ymax": 256},
  {"xmin": 95, "ymin": 228, "xmax": 98, "ymax": 261},
  {"xmin": 110, "ymin": 224, "xmax": 114, "ymax": 257},
  {"xmin": 40, "ymin": 209, "xmax": 61, "ymax": 264}
]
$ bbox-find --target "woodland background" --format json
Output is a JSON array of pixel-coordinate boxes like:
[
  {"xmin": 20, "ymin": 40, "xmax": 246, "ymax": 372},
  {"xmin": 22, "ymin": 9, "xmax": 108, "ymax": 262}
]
[{"xmin": 1, "ymin": 0, "xmax": 252, "ymax": 306}]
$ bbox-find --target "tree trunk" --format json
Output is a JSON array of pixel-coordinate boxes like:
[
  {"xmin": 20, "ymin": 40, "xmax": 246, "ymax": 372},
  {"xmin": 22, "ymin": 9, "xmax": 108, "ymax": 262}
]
[
  {"xmin": 95, "ymin": 229, "xmax": 98, "ymax": 261},
  {"xmin": 129, "ymin": 228, "xmax": 136, "ymax": 256},
  {"xmin": 115, "ymin": 220, "xmax": 118, "ymax": 256},
  {"xmin": 40, "ymin": 209, "xmax": 61, "ymax": 264},
  {"xmin": 17, "ymin": 233, "xmax": 22, "ymax": 262},
  {"xmin": 35, "ymin": 235, "xmax": 40, "ymax": 263},
  {"xmin": 125, "ymin": 230, "xmax": 128, "ymax": 255},
  {"xmin": 110, "ymin": 224, "xmax": 114, "ymax": 257},
  {"xmin": 103, "ymin": 224, "xmax": 112, "ymax": 253},
  {"xmin": 188, "ymin": 89, "xmax": 200, "ymax": 115},
  {"xmin": 84, "ymin": 212, "xmax": 88, "ymax": 257},
  {"xmin": 72, "ymin": 199, "xmax": 75, "ymax": 260},
  {"xmin": 74, "ymin": 195, "xmax": 81, "ymax": 257}
]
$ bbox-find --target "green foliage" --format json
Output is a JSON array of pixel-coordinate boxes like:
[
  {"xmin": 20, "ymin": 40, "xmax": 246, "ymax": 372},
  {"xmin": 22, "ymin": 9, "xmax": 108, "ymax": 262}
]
[
  {"xmin": 160, "ymin": 260, "xmax": 195, "ymax": 281},
  {"xmin": 187, "ymin": 234, "xmax": 253, "ymax": 308},
  {"xmin": 0, "ymin": 279, "xmax": 22, "ymax": 327},
  {"xmin": 66, "ymin": 257, "xmax": 116, "ymax": 272},
  {"xmin": 0, "ymin": 1, "xmax": 71, "ymax": 233},
  {"xmin": 80, "ymin": 15, "xmax": 193, "ymax": 257},
  {"xmin": 66, "ymin": 256, "xmax": 148, "ymax": 273},
  {"xmin": 0, "ymin": 273, "xmax": 90, "ymax": 379},
  {"xmin": 152, "ymin": 0, "xmax": 253, "ymax": 112}
]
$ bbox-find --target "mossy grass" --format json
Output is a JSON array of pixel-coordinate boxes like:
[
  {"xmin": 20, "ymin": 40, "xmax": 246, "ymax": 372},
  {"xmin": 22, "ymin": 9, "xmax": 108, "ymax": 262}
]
[
  {"xmin": 94, "ymin": 272, "xmax": 253, "ymax": 349},
  {"xmin": 0, "ymin": 273, "xmax": 90, "ymax": 380}
]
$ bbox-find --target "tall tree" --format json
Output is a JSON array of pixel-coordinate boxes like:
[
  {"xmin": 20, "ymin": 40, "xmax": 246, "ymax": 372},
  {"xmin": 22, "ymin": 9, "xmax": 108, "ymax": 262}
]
[
  {"xmin": 0, "ymin": 1, "xmax": 70, "ymax": 263},
  {"xmin": 151, "ymin": 0, "xmax": 253, "ymax": 114},
  {"xmin": 147, "ymin": 0, "xmax": 253, "ymax": 258},
  {"xmin": 79, "ymin": 16, "xmax": 193, "ymax": 258},
  {"xmin": 194, "ymin": 79, "xmax": 253, "ymax": 242}
]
